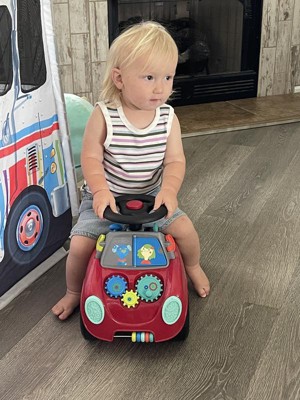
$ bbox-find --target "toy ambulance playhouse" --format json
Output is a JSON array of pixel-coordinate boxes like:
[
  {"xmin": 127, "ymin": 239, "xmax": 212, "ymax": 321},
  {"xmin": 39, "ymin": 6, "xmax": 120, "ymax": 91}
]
[{"xmin": 0, "ymin": 0, "xmax": 78, "ymax": 299}]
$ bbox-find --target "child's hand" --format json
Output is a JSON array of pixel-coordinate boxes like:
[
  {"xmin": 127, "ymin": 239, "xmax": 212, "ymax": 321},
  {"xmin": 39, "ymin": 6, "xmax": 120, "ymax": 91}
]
[
  {"xmin": 93, "ymin": 189, "xmax": 117, "ymax": 219},
  {"xmin": 153, "ymin": 189, "xmax": 178, "ymax": 218}
]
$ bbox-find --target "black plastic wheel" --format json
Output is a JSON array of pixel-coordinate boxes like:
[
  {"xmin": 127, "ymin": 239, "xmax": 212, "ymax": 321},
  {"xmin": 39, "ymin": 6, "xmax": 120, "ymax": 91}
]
[
  {"xmin": 172, "ymin": 307, "xmax": 189, "ymax": 341},
  {"xmin": 80, "ymin": 315, "xmax": 96, "ymax": 341}
]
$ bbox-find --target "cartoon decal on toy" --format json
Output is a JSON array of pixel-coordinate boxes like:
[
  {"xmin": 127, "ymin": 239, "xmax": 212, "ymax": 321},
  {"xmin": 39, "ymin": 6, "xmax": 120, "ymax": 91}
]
[
  {"xmin": 134, "ymin": 237, "xmax": 167, "ymax": 267},
  {"xmin": 137, "ymin": 244, "xmax": 155, "ymax": 264},
  {"xmin": 112, "ymin": 244, "xmax": 132, "ymax": 266}
]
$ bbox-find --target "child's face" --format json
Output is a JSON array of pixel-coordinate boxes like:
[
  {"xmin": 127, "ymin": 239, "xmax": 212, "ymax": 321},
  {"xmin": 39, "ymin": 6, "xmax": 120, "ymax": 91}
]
[{"xmin": 113, "ymin": 55, "xmax": 177, "ymax": 111}]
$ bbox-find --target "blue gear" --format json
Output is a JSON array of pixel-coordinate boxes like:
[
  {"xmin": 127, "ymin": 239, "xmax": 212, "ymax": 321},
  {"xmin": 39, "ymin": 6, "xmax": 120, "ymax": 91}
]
[{"xmin": 105, "ymin": 275, "xmax": 128, "ymax": 298}]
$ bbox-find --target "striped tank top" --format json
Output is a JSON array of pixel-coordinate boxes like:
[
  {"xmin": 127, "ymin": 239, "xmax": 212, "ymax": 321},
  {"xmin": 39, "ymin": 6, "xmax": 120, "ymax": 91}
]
[{"xmin": 97, "ymin": 101, "xmax": 174, "ymax": 194}]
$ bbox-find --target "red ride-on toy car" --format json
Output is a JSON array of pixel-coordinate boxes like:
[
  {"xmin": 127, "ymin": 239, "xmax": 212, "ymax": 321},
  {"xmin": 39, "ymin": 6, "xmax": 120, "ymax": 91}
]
[{"xmin": 80, "ymin": 194, "xmax": 189, "ymax": 343}]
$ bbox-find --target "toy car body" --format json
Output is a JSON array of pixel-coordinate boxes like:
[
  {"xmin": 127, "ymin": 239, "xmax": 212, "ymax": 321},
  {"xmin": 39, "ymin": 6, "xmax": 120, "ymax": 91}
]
[{"xmin": 80, "ymin": 229, "xmax": 189, "ymax": 342}]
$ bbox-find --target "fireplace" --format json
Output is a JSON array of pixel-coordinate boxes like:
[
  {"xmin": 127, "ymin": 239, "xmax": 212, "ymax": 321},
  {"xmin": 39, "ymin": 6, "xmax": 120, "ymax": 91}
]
[{"xmin": 108, "ymin": 0, "xmax": 263, "ymax": 106}]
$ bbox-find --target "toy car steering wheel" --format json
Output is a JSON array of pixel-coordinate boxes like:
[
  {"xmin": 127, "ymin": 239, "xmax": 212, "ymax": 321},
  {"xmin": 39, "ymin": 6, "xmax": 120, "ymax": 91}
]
[{"xmin": 103, "ymin": 194, "xmax": 167, "ymax": 225}]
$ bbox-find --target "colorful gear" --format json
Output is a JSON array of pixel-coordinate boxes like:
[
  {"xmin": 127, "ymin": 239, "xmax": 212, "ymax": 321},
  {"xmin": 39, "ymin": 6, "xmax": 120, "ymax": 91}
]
[
  {"xmin": 105, "ymin": 275, "xmax": 128, "ymax": 298},
  {"xmin": 121, "ymin": 290, "xmax": 140, "ymax": 308},
  {"xmin": 135, "ymin": 275, "xmax": 163, "ymax": 302}
]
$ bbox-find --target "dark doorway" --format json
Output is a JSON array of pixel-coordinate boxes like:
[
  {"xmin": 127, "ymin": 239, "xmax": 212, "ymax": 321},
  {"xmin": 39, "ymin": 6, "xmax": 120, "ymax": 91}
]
[{"xmin": 108, "ymin": 0, "xmax": 263, "ymax": 106}]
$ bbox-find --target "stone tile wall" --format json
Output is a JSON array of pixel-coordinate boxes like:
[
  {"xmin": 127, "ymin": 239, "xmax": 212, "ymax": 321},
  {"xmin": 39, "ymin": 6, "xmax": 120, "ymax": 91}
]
[
  {"xmin": 52, "ymin": 0, "xmax": 300, "ymax": 104},
  {"xmin": 52, "ymin": 0, "xmax": 109, "ymax": 104},
  {"xmin": 258, "ymin": 0, "xmax": 300, "ymax": 96}
]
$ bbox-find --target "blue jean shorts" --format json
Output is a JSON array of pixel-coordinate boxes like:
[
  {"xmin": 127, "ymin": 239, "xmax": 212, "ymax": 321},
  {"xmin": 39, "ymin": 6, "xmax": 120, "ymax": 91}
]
[{"xmin": 70, "ymin": 187, "xmax": 186, "ymax": 240}]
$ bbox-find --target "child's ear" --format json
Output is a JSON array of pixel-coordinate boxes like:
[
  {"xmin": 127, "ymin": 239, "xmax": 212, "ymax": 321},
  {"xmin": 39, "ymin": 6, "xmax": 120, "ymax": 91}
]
[{"xmin": 112, "ymin": 68, "xmax": 123, "ymax": 89}]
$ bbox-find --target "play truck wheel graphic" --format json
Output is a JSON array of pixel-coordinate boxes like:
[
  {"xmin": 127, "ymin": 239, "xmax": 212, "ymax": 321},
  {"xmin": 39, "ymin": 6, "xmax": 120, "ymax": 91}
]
[
  {"xmin": 17, "ymin": 206, "xmax": 43, "ymax": 251},
  {"xmin": 4, "ymin": 187, "xmax": 51, "ymax": 265}
]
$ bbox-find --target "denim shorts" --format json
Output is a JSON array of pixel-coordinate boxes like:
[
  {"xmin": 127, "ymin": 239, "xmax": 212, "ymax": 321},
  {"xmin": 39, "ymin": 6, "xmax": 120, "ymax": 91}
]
[{"xmin": 70, "ymin": 187, "xmax": 186, "ymax": 240}]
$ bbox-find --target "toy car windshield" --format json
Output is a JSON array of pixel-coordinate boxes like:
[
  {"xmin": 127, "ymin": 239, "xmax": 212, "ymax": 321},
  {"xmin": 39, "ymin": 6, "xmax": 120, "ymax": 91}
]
[{"xmin": 101, "ymin": 233, "xmax": 169, "ymax": 269}]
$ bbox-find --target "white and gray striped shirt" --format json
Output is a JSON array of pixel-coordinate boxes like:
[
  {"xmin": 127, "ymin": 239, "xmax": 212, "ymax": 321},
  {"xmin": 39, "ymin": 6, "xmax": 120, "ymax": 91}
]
[{"xmin": 96, "ymin": 101, "xmax": 174, "ymax": 195}]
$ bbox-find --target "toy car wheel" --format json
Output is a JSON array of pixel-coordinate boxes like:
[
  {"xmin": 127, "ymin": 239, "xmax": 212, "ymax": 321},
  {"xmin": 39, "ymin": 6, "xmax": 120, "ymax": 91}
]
[
  {"xmin": 80, "ymin": 315, "xmax": 96, "ymax": 341},
  {"xmin": 172, "ymin": 306, "xmax": 189, "ymax": 341}
]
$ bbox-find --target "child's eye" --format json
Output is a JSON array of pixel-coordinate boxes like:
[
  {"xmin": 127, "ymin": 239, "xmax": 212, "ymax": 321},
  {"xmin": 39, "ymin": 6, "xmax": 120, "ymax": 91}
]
[
  {"xmin": 145, "ymin": 75, "xmax": 153, "ymax": 81},
  {"xmin": 166, "ymin": 76, "xmax": 173, "ymax": 81}
]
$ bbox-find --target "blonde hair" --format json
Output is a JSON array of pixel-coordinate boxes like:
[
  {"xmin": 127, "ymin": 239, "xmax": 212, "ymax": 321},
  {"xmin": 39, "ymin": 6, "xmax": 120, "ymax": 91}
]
[{"xmin": 100, "ymin": 21, "xmax": 178, "ymax": 106}]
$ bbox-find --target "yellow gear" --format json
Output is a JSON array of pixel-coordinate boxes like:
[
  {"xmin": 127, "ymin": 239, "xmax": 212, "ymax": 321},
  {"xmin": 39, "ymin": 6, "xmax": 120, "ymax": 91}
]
[{"xmin": 121, "ymin": 290, "xmax": 139, "ymax": 308}]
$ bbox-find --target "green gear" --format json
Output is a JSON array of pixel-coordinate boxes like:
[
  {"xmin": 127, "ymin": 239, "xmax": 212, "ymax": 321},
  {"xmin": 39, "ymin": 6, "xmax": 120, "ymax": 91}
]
[{"xmin": 136, "ymin": 275, "xmax": 163, "ymax": 302}]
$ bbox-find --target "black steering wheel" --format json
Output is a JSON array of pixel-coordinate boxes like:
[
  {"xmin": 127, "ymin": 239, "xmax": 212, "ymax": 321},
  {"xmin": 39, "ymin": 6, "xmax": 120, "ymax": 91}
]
[{"xmin": 103, "ymin": 194, "xmax": 167, "ymax": 225}]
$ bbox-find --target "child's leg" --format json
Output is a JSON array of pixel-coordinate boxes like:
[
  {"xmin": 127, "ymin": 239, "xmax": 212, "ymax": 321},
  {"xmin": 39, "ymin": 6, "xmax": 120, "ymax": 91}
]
[
  {"xmin": 163, "ymin": 215, "xmax": 210, "ymax": 297},
  {"xmin": 52, "ymin": 235, "xmax": 96, "ymax": 320}
]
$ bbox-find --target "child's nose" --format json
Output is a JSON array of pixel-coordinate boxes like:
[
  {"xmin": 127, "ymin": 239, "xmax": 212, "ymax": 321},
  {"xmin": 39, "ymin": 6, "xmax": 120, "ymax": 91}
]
[{"xmin": 154, "ymin": 81, "xmax": 163, "ymax": 93}]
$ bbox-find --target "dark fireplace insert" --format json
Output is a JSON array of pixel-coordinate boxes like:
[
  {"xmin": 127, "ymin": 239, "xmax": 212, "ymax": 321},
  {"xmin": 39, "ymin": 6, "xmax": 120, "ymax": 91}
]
[{"xmin": 108, "ymin": 0, "xmax": 263, "ymax": 106}]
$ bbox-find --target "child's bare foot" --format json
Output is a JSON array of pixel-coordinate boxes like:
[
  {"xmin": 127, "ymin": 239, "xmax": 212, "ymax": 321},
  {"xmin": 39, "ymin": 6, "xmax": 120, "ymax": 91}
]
[
  {"xmin": 186, "ymin": 264, "xmax": 210, "ymax": 298},
  {"xmin": 52, "ymin": 290, "xmax": 81, "ymax": 320}
]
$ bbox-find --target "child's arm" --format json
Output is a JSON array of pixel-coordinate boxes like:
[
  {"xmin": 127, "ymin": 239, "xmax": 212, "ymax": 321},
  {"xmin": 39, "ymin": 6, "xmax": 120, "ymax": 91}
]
[
  {"xmin": 81, "ymin": 106, "xmax": 117, "ymax": 218},
  {"xmin": 154, "ymin": 114, "xmax": 186, "ymax": 218}
]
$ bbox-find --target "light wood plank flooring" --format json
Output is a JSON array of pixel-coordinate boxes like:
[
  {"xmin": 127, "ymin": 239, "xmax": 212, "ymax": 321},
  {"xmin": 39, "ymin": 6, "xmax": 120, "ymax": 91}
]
[{"xmin": 1, "ymin": 121, "xmax": 300, "ymax": 400}]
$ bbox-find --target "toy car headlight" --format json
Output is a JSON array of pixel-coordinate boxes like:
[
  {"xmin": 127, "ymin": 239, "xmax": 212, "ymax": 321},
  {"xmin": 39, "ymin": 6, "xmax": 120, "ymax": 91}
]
[
  {"xmin": 84, "ymin": 295, "xmax": 105, "ymax": 324},
  {"xmin": 162, "ymin": 296, "xmax": 182, "ymax": 325}
]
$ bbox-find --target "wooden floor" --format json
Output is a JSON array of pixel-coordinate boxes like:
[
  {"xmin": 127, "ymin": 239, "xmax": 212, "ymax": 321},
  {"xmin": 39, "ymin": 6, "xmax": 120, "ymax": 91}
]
[{"xmin": 2, "ymin": 120, "xmax": 300, "ymax": 399}]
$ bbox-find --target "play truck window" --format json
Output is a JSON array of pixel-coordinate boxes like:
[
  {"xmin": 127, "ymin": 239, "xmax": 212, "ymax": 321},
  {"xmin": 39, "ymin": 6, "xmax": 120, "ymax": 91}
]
[
  {"xmin": 17, "ymin": 0, "xmax": 46, "ymax": 92},
  {"xmin": 0, "ymin": 6, "xmax": 12, "ymax": 96}
]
